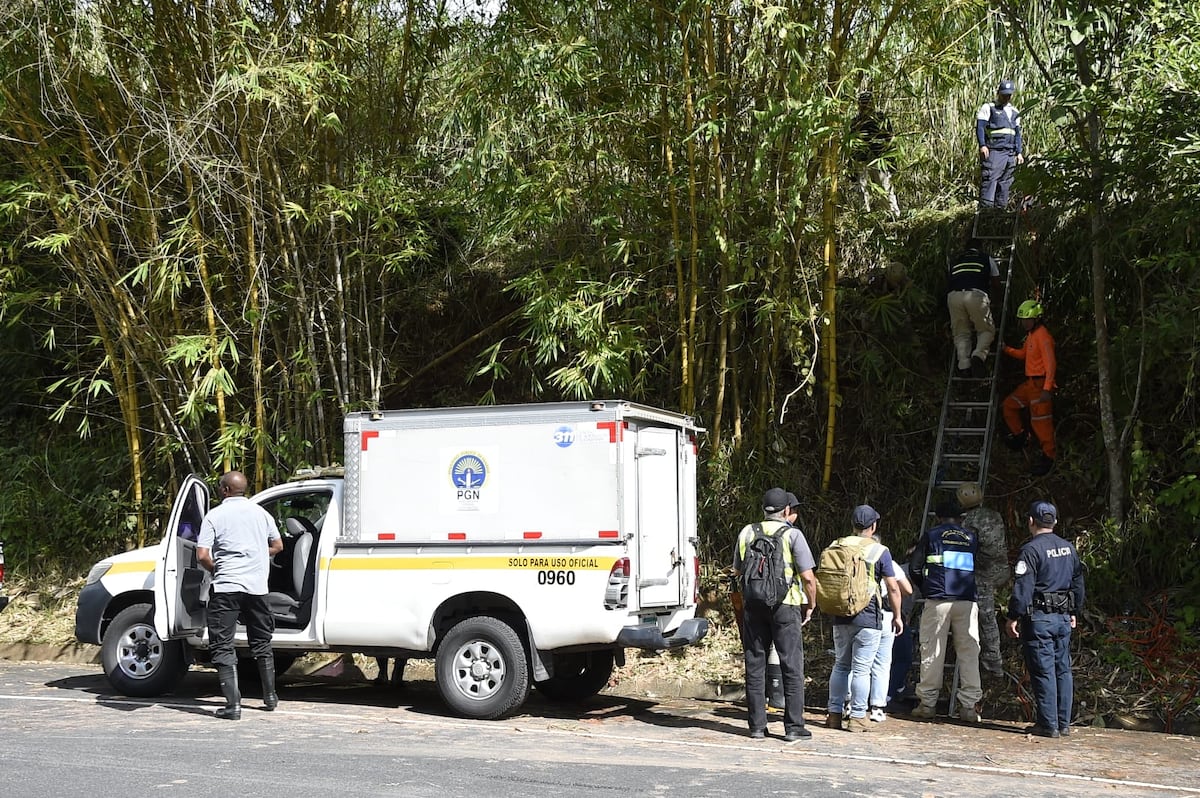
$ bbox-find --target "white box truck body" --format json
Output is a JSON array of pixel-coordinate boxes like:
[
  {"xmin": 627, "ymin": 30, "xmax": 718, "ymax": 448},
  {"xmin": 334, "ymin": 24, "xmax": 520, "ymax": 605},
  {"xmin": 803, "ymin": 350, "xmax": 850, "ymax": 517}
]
[{"xmin": 76, "ymin": 400, "xmax": 708, "ymax": 718}]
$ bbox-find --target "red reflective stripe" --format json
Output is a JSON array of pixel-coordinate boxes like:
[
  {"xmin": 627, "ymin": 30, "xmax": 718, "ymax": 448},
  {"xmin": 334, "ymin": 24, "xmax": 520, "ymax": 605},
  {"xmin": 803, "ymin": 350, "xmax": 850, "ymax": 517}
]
[
  {"xmin": 523, "ymin": 531, "xmax": 542, "ymax": 539},
  {"xmin": 378, "ymin": 533, "xmax": 396, "ymax": 541},
  {"xmin": 361, "ymin": 430, "xmax": 379, "ymax": 450},
  {"xmin": 596, "ymin": 421, "xmax": 627, "ymax": 443},
  {"xmin": 599, "ymin": 530, "xmax": 619, "ymax": 539},
  {"xmin": 448, "ymin": 532, "xmax": 466, "ymax": 540}
]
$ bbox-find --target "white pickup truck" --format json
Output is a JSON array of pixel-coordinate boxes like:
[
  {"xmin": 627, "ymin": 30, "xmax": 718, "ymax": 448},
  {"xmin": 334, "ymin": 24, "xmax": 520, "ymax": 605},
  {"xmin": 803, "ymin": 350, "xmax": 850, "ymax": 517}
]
[{"xmin": 75, "ymin": 400, "xmax": 708, "ymax": 718}]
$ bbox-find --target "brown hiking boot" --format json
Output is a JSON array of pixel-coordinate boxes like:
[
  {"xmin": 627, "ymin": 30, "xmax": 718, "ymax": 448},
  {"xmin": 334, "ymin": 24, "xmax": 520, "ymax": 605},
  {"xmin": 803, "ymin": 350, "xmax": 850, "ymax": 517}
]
[
  {"xmin": 845, "ymin": 716, "xmax": 873, "ymax": 733},
  {"xmin": 910, "ymin": 703, "xmax": 937, "ymax": 719},
  {"xmin": 825, "ymin": 712, "xmax": 843, "ymax": 729}
]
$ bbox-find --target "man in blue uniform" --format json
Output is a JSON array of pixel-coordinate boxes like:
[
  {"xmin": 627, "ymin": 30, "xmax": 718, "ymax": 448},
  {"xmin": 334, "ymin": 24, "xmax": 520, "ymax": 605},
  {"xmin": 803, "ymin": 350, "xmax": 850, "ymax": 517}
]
[
  {"xmin": 1006, "ymin": 501, "xmax": 1085, "ymax": 738},
  {"xmin": 977, "ymin": 80, "xmax": 1024, "ymax": 208}
]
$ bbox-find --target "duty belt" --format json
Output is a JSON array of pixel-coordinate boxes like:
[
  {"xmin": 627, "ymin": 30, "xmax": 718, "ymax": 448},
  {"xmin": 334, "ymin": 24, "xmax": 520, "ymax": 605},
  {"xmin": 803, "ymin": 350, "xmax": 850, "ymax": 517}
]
[{"xmin": 1033, "ymin": 591, "xmax": 1074, "ymax": 613}]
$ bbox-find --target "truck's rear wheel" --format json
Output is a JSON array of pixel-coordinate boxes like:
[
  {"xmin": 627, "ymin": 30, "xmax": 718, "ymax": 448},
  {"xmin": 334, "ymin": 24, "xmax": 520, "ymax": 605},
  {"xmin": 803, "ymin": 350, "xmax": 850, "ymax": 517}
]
[
  {"xmin": 534, "ymin": 650, "xmax": 615, "ymax": 703},
  {"xmin": 436, "ymin": 616, "xmax": 530, "ymax": 719},
  {"xmin": 100, "ymin": 603, "xmax": 187, "ymax": 697}
]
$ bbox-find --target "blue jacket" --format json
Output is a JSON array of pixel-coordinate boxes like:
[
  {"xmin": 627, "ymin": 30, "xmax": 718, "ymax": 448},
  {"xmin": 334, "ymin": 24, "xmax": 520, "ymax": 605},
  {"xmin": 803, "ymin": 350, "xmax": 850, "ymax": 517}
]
[
  {"xmin": 911, "ymin": 522, "xmax": 977, "ymax": 601},
  {"xmin": 1007, "ymin": 532, "xmax": 1085, "ymax": 619}
]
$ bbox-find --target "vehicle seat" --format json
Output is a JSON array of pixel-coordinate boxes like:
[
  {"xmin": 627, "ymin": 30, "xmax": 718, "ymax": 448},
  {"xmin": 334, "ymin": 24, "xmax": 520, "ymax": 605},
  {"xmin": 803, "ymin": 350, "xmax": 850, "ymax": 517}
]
[{"xmin": 266, "ymin": 516, "xmax": 317, "ymax": 625}]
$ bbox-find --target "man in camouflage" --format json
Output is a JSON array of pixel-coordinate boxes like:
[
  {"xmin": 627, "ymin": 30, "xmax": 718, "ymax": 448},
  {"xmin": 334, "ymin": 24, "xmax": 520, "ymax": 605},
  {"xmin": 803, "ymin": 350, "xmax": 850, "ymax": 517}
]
[{"xmin": 957, "ymin": 483, "xmax": 1008, "ymax": 675}]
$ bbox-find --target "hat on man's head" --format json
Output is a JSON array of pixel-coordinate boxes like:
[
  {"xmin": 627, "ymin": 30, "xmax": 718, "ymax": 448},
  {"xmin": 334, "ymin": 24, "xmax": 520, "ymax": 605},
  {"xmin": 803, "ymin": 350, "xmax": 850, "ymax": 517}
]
[
  {"xmin": 997, "ymin": 79, "xmax": 1016, "ymax": 95},
  {"xmin": 956, "ymin": 482, "xmax": 983, "ymax": 510},
  {"xmin": 762, "ymin": 487, "xmax": 790, "ymax": 513},
  {"xmin": 935, "ymin": 499, "xmax": 963, "ymax": 519},
  {"xmin": 785, "ymin": 491, "xmax": 800, "ymax": 509},
  {"xmin": 852, "ymin": 504, "xmax": 880, "ymax": 529},
  {"xmin": 1030, "ymin": 500, "xmax": 1058, "ymax": 527}
]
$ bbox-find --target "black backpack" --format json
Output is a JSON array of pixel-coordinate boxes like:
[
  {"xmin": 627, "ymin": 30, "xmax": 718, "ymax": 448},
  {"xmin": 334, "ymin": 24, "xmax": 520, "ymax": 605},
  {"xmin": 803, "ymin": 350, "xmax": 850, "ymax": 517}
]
[{"xmin": 741, "ymin": 523, "xmax": 791, "ymax": 605}]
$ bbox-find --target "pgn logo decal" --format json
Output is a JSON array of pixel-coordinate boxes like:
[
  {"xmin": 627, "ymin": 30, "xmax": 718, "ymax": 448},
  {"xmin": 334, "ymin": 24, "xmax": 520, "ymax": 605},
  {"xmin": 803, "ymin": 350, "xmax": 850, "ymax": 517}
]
[
  {"xmin": 553, "ymin": 425, "xmax": 575, "ymax": 448},
  {"xmin": 450, "ymin": 452, "xmax": 488, "ymax": 501}
]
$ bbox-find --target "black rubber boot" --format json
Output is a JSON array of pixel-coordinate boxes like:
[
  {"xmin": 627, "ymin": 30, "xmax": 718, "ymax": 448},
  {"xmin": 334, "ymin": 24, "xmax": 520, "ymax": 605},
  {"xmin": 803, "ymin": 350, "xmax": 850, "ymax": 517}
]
[
  {"xmin": 257, "ymin": 655, "xmax": 278, "ymax": 711},
  {"xmin": 215, "ymin": 664, "xmax": 242, "ymax": 720}
]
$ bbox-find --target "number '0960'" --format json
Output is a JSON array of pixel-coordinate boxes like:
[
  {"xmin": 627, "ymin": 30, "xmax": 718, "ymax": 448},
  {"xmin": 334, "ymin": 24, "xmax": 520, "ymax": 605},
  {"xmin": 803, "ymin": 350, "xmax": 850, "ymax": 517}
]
[{"xmin": 537, "ymin": 570, "xmax": 575, "ymax": 586}]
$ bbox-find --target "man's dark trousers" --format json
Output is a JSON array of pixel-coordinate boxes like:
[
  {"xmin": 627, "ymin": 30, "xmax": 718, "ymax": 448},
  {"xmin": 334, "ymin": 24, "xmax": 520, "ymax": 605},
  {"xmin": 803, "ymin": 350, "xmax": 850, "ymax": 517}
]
[
  {"xmin": 743, "ymin": 601, "xmax": 806, "ymax": 734},
  {"xmin": 208, "ymin": 591, "xmax": 275, "ymax": 667},
  {"xmin": 980, "ymin": 149, "xmax": 1018, "ymax": 207},
  {"xmin": 1020, "ymin": 610, "xmax": 1073, "ymax": 731}
]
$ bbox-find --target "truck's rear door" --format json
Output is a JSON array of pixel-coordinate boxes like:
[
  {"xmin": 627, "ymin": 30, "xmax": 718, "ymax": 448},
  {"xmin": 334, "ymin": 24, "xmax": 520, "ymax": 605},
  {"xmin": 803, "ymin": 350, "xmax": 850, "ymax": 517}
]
[{"xmin": 634, "ymin": 426, "xmax": 685, "ymax": 608}]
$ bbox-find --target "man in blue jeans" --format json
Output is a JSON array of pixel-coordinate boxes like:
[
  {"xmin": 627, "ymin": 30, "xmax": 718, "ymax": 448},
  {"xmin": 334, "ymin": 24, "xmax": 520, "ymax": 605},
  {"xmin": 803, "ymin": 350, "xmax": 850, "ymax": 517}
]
[
  {"xmin": 825, "ymin": 505, "xmax": 904, "ymax": 733},
  {"xmin": 1006, "ymin": 501, "xmax": 1085, "ymax": 738}
]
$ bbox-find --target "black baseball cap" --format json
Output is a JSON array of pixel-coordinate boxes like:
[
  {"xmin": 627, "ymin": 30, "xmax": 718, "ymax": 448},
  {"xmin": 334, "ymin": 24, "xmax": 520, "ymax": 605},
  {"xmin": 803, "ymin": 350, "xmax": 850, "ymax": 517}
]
[
  {"xmin": 762, "ymin": 487, "xmax": 790, "ymax": 513},
  {"xmin": 1029, "ymin": 500, "xmax": 1058, "ymax": 526}
]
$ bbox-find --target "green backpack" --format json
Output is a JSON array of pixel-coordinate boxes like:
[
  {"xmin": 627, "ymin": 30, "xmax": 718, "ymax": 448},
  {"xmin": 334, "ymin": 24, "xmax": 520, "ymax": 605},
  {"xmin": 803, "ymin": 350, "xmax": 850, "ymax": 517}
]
[{"xmin": 815, "ymin": 536, "xmax": 880, "ymax": 617}]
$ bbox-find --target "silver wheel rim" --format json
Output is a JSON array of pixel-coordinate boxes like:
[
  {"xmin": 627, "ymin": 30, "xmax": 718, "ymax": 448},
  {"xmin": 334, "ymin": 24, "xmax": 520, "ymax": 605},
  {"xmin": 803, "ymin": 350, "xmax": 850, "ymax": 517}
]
[
  {"xmin": 117, "ymin": 621, "xmax": 164, "ymax": 680},
  {"xmin": 449, "ymin": 639, "xmax": 507, "ymax": 702}
]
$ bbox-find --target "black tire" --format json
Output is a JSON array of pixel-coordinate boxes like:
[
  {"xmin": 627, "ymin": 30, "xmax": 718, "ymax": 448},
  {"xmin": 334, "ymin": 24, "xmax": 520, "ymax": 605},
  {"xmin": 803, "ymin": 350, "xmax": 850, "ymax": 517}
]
[
  {"xmin": 435, "ymin": 616, "xmax": 530, "ymax": 720},
  {"xmin": 100, "ymin": 603, "xmax": 188, "ymax": 697},
  {"xmin": 533, "ymin": 650, "xmax": 615, "ymax": 703}
]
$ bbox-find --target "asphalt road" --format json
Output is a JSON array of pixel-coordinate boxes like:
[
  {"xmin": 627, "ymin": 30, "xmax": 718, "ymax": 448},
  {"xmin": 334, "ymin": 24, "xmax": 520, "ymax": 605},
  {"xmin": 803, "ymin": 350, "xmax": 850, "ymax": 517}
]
[{"xmin": 1, "ymin": 662, "xmax": 1198, "ymax": 797}]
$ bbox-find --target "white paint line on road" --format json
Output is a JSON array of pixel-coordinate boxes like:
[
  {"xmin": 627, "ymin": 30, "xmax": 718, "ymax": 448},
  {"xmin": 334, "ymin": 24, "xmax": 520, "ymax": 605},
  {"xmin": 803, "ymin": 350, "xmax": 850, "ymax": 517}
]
[{"xmin": 2, "ymin": 691, "xmax": 1198, "ymax": 795}]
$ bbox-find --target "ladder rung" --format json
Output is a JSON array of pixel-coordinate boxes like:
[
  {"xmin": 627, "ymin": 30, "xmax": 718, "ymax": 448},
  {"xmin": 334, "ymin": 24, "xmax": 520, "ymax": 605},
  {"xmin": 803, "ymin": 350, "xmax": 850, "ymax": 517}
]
[
  {"xmin": 945, "ymin": 427, "xmax": 987, "ymax": 434},
  {"xmin": 936, "ymin": 479, "xmax": 972, "ymax": 488},
  {"xmin": 942, "ymin": 453, "xmax": 981, "ymax": 462},
  {"xmin": 948, "ymin": 401, "xmax": 991, "ymax": 409}
]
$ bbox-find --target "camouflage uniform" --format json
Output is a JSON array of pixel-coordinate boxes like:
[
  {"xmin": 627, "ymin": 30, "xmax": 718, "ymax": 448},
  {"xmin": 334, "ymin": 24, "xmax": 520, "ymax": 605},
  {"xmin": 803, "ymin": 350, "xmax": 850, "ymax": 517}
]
[{"xmin": 962, "ymin": 505, "xmax": 1008, "ymax": 674}]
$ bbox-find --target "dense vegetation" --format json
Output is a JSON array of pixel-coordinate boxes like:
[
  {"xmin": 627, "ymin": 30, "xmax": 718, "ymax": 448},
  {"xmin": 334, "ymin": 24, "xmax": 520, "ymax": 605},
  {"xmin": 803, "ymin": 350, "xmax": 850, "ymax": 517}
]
[{"xmin": 1, "ymin": 0, "xmax": 1197, "ymax": 645}]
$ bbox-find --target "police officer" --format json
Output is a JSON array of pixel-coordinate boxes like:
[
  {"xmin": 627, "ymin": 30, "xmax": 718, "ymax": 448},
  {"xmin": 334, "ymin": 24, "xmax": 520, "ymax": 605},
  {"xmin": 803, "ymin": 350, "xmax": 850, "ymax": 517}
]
[
  {"xmin": 732, "ymin": 488, "xmax": 817, "ymax": 741},
  {"xmin": 957, "ymin": 482, "xmax": 1008, "ymax": 676},
  {"xmin": 976, "ymin": 80, "xmax": 1024, "ymax": 208},
  {"xmin": 1006, "ymin": 501, "xmax": 1085, "ymax": 738}
]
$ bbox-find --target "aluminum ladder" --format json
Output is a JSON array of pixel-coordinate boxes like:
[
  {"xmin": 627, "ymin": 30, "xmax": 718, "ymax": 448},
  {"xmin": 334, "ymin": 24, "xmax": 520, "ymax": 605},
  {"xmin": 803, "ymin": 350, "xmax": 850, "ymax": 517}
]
[{"xmin": 918, "ymin": 208, "xmax": 1022, "ymax": 537}]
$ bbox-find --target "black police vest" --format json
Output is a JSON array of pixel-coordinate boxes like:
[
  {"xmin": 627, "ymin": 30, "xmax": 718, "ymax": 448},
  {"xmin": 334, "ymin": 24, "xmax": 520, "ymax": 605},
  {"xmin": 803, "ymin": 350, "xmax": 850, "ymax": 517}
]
[{"xmin": 948, "ymin": 249, "xmax": 991, "ymax": 292}]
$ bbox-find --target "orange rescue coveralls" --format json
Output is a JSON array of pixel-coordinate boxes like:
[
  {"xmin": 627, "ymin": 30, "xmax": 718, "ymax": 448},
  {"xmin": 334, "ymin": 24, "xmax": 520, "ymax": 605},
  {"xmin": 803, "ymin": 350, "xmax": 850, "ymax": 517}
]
[{"xmin": 1002, "ymin": 324, "xmax": 1056, "ymax": 458}]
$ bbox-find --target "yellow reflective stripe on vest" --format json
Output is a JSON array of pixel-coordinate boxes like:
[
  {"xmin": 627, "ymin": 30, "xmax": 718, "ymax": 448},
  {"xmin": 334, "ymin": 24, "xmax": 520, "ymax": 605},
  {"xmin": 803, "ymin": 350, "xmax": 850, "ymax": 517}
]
[{"xmin": 987, "ymin": 127, "xmax": 1016, "ymax": 136}]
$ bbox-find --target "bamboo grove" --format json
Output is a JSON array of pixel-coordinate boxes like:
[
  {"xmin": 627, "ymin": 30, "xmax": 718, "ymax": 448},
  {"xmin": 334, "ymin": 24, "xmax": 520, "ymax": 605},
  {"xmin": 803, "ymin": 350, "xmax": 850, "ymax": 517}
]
[{"xmin": 1, "ymin": 0, "xmax": 1199, "ymax": 595}]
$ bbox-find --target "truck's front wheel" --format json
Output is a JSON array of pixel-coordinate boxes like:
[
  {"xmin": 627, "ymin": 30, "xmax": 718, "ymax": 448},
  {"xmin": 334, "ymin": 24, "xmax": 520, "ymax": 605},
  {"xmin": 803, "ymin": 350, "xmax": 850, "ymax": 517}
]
[
  {"xmin": 436, "ymin": 616, "xmax": 530, "ymax": 719},
  {"xmin": 101, "ymin": 603, "xmax": 187, "ymax": 697},
  {"xmin": 533, "ymin": 650, "xmax": 615, "ymax": 703}
]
